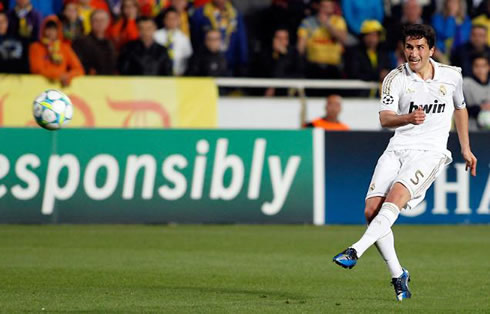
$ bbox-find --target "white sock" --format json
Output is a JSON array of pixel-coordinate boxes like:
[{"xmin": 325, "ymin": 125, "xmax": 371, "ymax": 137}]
[
  {"xmin": 351, "ymin": 202, "xmax": 400, "ymax": 257},
  {"xmin": 375, "ymin": 229, "xmax": 403, "ymax": 278}
]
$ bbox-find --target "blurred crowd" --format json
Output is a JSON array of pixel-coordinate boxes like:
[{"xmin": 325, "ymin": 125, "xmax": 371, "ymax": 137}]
[{"xmin": 0, "ymin": 0, "xmax": 488, "ymax": 127}]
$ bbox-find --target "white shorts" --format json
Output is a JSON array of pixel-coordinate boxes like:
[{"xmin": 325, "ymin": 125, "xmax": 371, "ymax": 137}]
[{"xmin": 366, "ymin": 150, "xmax": 450, "ymax": 210}]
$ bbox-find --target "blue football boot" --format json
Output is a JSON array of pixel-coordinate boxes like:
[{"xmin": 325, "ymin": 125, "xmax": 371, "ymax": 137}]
[
  {"xmin": 332, "ymin": 248, "xmax": 358, "ymax": 269},
  {"xmin": 391, "ymin": 268, "xmax": 412, "ymax": 301}
]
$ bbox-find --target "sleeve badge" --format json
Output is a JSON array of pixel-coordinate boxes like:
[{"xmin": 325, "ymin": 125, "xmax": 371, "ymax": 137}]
[{"xmin": 382, "ymin": 95, "xmax": 394, "ymax": 105}]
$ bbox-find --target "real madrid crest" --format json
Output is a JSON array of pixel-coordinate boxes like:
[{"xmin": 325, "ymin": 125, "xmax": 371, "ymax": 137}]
[{"xmin": 439, "ymin": 84, "xmax": 447, "ymax": 96}]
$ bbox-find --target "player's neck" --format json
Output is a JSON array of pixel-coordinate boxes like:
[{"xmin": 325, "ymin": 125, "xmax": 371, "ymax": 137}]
[{"xmin": 414, "ymin": 62, "xmax": 434, "ymax": 81}]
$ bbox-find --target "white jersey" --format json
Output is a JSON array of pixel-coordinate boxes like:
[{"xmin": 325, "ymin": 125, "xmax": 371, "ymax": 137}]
[{"xmin": 380, "ymin": 58, "xmax": 466, "ymax": 160}]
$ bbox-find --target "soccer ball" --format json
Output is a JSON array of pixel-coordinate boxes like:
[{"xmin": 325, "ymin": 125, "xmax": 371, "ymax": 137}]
[{"xmin": 33, "ymin": 89, "xmax": 73, "ymax": 130}]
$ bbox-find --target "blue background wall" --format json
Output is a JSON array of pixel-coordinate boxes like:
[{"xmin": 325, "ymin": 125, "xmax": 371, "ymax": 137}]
[{"xmin": 325, "ymin": 132, "xmax": 490, "ymax": 224}]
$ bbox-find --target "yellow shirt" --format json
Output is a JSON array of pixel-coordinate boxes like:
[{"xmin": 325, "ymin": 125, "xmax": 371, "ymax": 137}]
[
  {"xmin": 298, "ymin": 15, "xmax": 347, "ymax": 65},
  {"xmin": 79, "ymin": 6, "xmax": 93, "ymax": 35},
  {"xmin": 179, "ymin": 11, "xmax": 190, "ymax": 39}
]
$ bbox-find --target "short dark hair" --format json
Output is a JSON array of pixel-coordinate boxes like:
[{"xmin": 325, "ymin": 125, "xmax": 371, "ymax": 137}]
[
  {"xmin": 136, "ymin": 15, "xmax": 155, "ymax": 25},
  {"xmin": 471, "ymin": 52, "xmax": 489, "ymax": 64},
  {"xmin": 162, "ymin": 6, "xmax": 178, "ymax": 20},
  {"xmin": 44, "ymin": 20, "xmax": 58, "ymax": 30},
  {"xmin": 402, "ymin": 24, "xmax": 436, "ymax": 48}
]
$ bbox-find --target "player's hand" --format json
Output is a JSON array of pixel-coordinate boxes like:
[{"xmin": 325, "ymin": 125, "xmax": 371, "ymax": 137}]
[
  {"xmin": 408, "ymin": 107, "xmax": 425, "ymax": 125},
  {"xmin": 462, "ymin": 149, "xmax": 477, "ymax": 176}
]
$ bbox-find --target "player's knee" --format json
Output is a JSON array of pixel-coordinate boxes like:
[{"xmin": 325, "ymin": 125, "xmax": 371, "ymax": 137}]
[{"xmin": 364, "ymin": 205, "xmax": 379, "ymax": 223}]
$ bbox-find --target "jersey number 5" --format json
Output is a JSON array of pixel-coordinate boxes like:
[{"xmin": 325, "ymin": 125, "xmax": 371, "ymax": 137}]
[{"xmin": 410, "ymin": 170, "xmax": 424, "ymax": 185}]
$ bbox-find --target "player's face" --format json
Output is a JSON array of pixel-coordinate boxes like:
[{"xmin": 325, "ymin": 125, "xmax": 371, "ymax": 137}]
[{"xmin": 403, "ymin": 37, "xmax": 434, "ymax": 73}]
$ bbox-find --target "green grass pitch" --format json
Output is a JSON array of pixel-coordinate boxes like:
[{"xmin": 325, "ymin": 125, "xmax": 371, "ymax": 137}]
[{"xmin": 0, "ymin": 225, "xmax": 488, "ymax": 313}]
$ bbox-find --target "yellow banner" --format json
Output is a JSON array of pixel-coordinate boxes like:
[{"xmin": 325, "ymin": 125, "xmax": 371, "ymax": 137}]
[{"xmin": 0, "ymin": 75, "xmax": 217, "ymax": 128}]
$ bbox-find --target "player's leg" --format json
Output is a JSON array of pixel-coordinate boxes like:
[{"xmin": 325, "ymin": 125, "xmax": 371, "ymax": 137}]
[
  {"xmin": 385, "ymin": 151, "xmax": 447, "ymax": 301},
  {"xmin": 332, "ymin": 151, "xmax": 401, "ymax": 269},
  {"xmin": 350, "ymin": 183, "xmax": 410, "ymax": 258},
  {"xmin": 365, "ymin": 196, "xmax": 404, "ymax": 279}
]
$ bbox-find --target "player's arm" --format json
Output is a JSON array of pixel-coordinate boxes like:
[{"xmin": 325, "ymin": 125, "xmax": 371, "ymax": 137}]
[
  {"xmin": 379, "ymin": 107, "xmax": 425, "ymax": 128},
  {"xmin": 453, "ymin": 72, "xmax": 477, "ymax": 176},
  {"xmin": 379, "ymin": 70, "xmax": 425, "ymax": 128},
  {"xmin": 453, "ymin": 108, "xmax": 477, "ymax": 176}
]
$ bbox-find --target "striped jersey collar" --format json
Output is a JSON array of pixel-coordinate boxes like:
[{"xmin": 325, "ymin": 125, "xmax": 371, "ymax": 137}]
[{"xmin": 405, "ymin": 58, "xmax": 439, "ymax": 82}]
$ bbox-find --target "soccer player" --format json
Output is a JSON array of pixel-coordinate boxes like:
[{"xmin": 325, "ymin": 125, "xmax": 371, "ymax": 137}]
[{"xmin": 332, "ymin": 24, "xmax": 477, "ymax": 301}]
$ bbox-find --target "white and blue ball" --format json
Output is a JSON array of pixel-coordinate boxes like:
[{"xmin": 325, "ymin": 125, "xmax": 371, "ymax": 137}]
[{"xmin": 33, "ymin": 89, "xmax": 73, "ymax": 130}]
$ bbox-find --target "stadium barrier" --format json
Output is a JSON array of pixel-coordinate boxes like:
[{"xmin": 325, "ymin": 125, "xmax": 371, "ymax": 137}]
[
  {"xmin": 0, "ymin": 75, "xmax": 217, "ymax": 128},
  {"xmin": 0, "ymin": 128, "xmax": 488, "ymax": 224},
  {"xmin": 0, "ymin": 128, "xmax": 325, "ymax": 224},
  {"xmin": 0, "ymin": 75, "xmax": 379, "ymax": 129},
  {"xmin": 324, "ymin": 132, "xmax": 490, "ymax": 224}
]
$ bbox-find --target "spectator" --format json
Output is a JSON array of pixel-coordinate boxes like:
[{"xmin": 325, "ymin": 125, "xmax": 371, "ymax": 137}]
[
  {"xmin": 191, "ymin": 0, "xmax": 248, "ymax": 75},
  {"xmin": 257, "ymin": 0, "xmax": 308, "ymax": 51},
  {"xmin": 118, "ymin": 16, "xmax": 172, "ymax": 75},
  {"xmin": 342, "ymin": 0, "xmax": 384, "ymax": 35},
  {"xmin": 155, "ymin": 0, "xmax": 191, "ymax": 37},
  {"xmin": 60, "ymin": 1, "xmax": 84, "ymax": 43},
  {"xmin": 110, "ymin": 0, "xmax": 139, "ymax": 51},
  {"xmin": 256, "ymin": 28, "xmax": 303, "ymax": 97},
  {"xmin": 386, "ymin": 0, "xmax": 434, "ymax": 24},
  {"xmin": 171, "ymin": 0, "xmax": 191, "ymax": 38},
  {"xmin": 0, "ymin": 11, "xmax": 30, "ymax": 72},
  {"xmin": 304, "ymin": 94, "xmax": 350, "ymax": 130},
  {"xmin": 29, "ymin": 16, "xmax": 84, "ymax": 86},
  {"xmin": 154, "ymin": 6, "xmax": 192, "ymax": 75},
  {"xmin": 7, "ymin": 0, "xmax": 42, "ymax": 41},
  {"xmin": 432, "ymin": 0, "xmax": 472, "ymax": 61},
  {"xmin": 472, "ymin": 0, "xmax": 489, "ymax": 45},
  {"xmin": 463, "ymin": 53, "xmax": 489, "ymax": 129},
  {"xmin": 297, "ymin": 0, "xmax": 347, "ymax": 79},
  {"xmin": 344, "ymin": 20, "xmax": 391, "ymax": 95},
  {"xmin": 385, "ymin": 0, "xmax": 425, "ymax": 51},
  {"xmin": 7, "ymin": 0, "xmax": 62, "ymax": 18},
  {"xmin": 451, "ymin": 23, "xmax": 489, "ymax": 76},
  {"xmin": 186, "ymin": 29, "xmax": 228, "ymax": 76},
  {"xmin": 78, "ymin": 0, "xmax": 94, "ymax": 34},
  {"xmin": 72, "ymin": 9, "xmax": 116, "ymax": 75}
]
